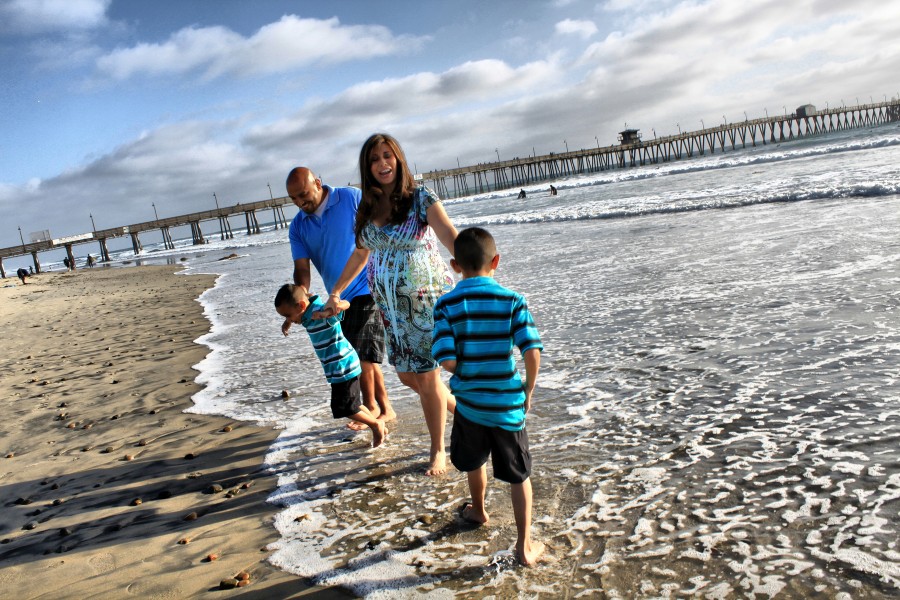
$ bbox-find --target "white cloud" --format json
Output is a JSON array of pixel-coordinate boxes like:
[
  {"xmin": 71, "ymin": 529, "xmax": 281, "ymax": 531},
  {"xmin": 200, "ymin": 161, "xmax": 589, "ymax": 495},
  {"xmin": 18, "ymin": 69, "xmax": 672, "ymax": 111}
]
[
  {"xmin": 555, "ymin": 18, "xmax": 598, "ymax": 39},
  {"xmin": 95, "ymin": 15, "xmax": 430, "ymax": 81},
  {"xmin": 0, "ymin": 0, "xmax": 110, "ymax": 34}
]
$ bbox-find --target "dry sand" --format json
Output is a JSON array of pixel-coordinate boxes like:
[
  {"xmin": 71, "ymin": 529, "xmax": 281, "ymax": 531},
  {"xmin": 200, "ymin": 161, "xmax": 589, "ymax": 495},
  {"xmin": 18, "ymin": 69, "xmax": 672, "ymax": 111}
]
[{"xmin": 0, "ymin": 266, "xmax": 351, "ymax": 599}]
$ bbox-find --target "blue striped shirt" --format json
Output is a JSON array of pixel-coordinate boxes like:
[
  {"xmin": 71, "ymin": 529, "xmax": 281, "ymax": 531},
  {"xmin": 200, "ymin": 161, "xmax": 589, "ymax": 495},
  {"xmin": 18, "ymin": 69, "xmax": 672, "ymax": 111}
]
[
  {"xmin": 300, "ymin": 296, "xmax": 361, "ymax": 384},
  {"xmin": 432, "ymin": 277, "xmax": 542, "ymax": 431}
]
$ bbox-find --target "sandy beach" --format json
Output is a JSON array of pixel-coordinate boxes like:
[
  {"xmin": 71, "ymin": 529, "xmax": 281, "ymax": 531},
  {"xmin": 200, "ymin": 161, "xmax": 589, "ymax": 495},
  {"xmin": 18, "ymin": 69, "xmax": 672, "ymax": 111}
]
[{"xmin": 0, "ymin": 266, "xmax": 350, "ymax": 599}]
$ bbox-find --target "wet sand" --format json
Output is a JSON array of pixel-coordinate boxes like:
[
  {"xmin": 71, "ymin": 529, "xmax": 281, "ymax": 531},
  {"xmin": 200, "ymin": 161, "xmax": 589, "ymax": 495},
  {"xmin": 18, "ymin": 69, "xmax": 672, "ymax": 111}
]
[{"xmin": 0, "ymin": 266, "xmax": 351, "ymax": 598}]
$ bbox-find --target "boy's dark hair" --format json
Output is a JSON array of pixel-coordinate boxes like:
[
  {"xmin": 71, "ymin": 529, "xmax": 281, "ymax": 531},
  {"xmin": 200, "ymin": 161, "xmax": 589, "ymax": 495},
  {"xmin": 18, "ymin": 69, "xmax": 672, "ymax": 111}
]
[
  {"xmin": 454, "ymin": 227, "xmax": 497, "ymax": 272},
  {"xmin": 274, "ymin": 284, "xmax": 298, "ymax": 308}
]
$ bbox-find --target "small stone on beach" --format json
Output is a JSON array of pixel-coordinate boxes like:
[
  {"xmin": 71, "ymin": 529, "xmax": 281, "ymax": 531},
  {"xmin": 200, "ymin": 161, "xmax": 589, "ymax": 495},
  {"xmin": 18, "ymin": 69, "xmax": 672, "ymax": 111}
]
[
  {"xmin": 183, "ymin": 511, "xmax": 198, "ymax": 521},
  {"xmin": 123, "ymin": 454, "xmax": 134, "ymax": 461},
  {"xmin": 221, "ymin": 425, "xmax": 233, "ymax": 432},
  {"xmin": 205, "ymin": 553, "xmax": 219, "ymax": 562},
  {"xmin": 131, "ymin": 498, "xmax": 142, "ymax": 506},
  {"xmin": 206, "ymin": 484, "xmax": 224, "ymax": 494},
  {"xmin": 281, "ymin": 390, "xmax": 290, "ymax": 399},
  {"xmin": 219, "ymin": 579, "xmax": 238, "ymax": 590},
  {"xmin": 5, "ymin": 453, "xmax": 13, "ymax": 459}
]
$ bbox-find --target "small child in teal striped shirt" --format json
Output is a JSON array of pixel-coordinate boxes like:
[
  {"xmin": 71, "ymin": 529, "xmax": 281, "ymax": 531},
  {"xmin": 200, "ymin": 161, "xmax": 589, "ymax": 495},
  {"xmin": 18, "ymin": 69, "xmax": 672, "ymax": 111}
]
[
  {"xmin": 275, "ymin": 284, "xmax": 386, "ymax": 447},
  {"xmin": 432, "ymin": 227, "xmax": 544, "ymax": 567}
]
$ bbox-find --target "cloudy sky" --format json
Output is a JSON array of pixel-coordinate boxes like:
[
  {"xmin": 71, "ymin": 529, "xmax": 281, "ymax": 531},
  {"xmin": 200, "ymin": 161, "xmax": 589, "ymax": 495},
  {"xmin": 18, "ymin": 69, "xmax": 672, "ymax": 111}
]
[{"xmin": 1, "ymin": 0, "xmax": 898, "ymax": 249}]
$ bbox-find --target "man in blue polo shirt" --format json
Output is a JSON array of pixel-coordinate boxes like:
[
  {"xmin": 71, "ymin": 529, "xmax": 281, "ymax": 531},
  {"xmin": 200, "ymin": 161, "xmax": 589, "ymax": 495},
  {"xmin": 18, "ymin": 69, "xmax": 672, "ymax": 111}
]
[{"xmin": 282, "ymin": 167, "xmax": 394, "ymax": 425}]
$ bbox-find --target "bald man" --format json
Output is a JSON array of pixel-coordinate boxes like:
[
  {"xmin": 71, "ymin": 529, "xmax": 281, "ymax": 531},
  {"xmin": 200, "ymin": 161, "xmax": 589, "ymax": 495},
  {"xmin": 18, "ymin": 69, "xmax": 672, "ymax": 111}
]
[{"xmin": 283, "ymin": 167, "xmax": 394, "ymax": 425}]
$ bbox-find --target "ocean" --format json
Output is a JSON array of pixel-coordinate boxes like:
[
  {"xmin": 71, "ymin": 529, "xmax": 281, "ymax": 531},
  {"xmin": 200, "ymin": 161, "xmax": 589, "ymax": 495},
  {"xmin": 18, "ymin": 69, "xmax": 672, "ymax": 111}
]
[{"xmin": 129, "ymin": 122, "xmax": 899, "ymax": 598}]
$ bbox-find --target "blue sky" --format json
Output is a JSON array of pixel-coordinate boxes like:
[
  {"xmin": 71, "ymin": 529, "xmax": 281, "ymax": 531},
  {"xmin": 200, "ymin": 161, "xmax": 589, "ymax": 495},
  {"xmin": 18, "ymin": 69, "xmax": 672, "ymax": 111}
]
[{"xmin": 1, "ymin": 0, "xmax": 898, "ymax": 249}]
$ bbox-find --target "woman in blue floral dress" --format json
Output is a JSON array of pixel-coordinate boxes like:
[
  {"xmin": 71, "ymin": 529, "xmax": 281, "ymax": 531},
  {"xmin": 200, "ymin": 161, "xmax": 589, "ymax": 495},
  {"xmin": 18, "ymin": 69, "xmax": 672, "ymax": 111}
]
[{"xmin": 323, "ymin": 133, "xmax": 458, "ymax": 476}]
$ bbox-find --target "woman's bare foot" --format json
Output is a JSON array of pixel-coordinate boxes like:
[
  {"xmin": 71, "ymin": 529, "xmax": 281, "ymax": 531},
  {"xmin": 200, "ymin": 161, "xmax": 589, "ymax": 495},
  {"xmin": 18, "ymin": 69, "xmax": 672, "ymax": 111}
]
[
  {"xmin": 371, "ymin": 421, "xmax": 387, "ymax": 448},
  {"xmin": 516, "ymin": 540, "xmax": 545, "ymax": 567},
  {"xmin": 459, "ymin": 502, "xmax": 489, "ymax": 526},
  {"xmin": 425, "ymin": 450, "xmax": 447, "ymax": 476}
]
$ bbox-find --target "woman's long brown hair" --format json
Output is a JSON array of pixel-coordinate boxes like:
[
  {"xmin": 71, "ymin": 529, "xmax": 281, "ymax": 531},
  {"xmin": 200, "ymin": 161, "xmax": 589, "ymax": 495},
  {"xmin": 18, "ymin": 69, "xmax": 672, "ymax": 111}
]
[{"xmin": 354, "ymin": 133, "xmax": 416, "ymax": 247}]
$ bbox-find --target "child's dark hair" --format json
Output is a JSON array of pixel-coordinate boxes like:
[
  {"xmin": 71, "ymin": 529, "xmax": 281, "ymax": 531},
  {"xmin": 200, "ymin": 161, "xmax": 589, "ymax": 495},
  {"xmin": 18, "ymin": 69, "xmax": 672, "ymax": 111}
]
[
  {"xmin": 454, "ymin": 227, "xmax": 497, "ymax": 272},
  {"xmin": 274, "ymin": 284, "xmax": 299, "ymax": 308}
]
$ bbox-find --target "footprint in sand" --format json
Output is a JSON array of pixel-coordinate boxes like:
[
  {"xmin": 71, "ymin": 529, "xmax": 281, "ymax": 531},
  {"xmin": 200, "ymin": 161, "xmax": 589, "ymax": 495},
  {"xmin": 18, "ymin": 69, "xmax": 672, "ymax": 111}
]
[{"xmin": 88, "ymin": 552, "xmax": 116, "ymax": 575}]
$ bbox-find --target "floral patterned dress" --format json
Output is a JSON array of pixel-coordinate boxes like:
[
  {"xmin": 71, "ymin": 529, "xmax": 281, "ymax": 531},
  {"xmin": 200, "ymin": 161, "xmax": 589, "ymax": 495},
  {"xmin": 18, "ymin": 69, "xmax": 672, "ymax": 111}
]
[{"xmin": 360, "ymin": 186, "xmax": 454, "ymax": 373}]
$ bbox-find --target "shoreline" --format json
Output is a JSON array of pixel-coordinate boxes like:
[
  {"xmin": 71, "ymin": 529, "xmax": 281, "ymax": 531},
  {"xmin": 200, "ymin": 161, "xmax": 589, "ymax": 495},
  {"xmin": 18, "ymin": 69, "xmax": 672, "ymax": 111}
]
[{"xmin": 0, "ymin": 266, "xmax": 350, "ymax": 598}]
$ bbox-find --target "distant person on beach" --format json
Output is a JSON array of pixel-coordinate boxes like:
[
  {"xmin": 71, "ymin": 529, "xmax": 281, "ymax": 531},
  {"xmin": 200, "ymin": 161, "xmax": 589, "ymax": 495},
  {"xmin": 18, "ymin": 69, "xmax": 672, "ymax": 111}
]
[
  {"xmin": 63, "ymin": 257, "xmax": 70, "ymax": 270},
  {"xmin": 17, "ymin": 268, "xmax": 29, "ymax": 284},
  {"xmin": 275, "ymin": 284, "xmax": 386, "ymax": 447},
  {"xmin": 517, "ymin": 189, "xmax": 527, "ymax": 199},
  {"xmin": 283, "ymin": 166, "xmax": 395, "ymax": 430},
  {"xmin": 86, "ymin": 255, "xmax": 95, "ymax": 268},
  {"xmin": 320, "ymin": 133, "xmax": 458, "ymax": 476},
  {"xmin": 549, "ymin": 185, "xmax": 557, "ymax": 196},
  {"xmin": 432, "ymin": 227, "xmax": 544, "ymax": 566}
]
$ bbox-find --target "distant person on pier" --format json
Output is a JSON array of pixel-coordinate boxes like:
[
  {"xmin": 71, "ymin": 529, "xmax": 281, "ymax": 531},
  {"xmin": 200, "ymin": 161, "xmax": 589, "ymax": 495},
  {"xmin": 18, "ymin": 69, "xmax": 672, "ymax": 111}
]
[
  {"xmin": 320, "ymin": 133, "xmax": 458, "ymax": 476},
  {"xmin": 517, "ymin": 189, "xmax": 527, "ymax": 199},
  {"xmin": 549, "ymin": 185, "xmax": 557, "ymax": 196},
  {"xmin": 17, "ymin": 268, "xmax": 29, "ymax": 284},
  {"xmin": 282, "ymin": 166, "xmax": 395, "ymax": 430}
]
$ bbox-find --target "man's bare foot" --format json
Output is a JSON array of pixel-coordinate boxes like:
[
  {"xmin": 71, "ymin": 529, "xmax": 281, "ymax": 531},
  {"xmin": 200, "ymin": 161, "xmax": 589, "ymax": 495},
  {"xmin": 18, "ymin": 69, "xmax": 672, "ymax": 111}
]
[
  {"xmin": 425, "ymin": 450, "xmax": 447, "ymax": 476},
  {"xmin": 371, "ymin": 421, "xmax": 387, "ymax": 448},
  {"xmin": 377, "ymin": 409, "xmax": 397, "ymax": 422},
  {"xmin": 346, "ymin": 421, "xmax": 367, "ymax": 431},
  {"xmin": 459, "ymin": 502, "xmax": 489, "ymax": 526},
  {"xmin": 516, "ymin": 540, "xmax": 545, "ymax": 567}
]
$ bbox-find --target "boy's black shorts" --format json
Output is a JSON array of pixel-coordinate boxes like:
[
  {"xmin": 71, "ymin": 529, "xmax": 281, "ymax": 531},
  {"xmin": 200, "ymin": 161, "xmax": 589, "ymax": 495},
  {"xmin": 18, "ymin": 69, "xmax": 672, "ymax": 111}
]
[
  {"xmin": 341, "ymin": 294, "xmax": 385, "ymax": 364},
  {"xmin": 450, "ymin": 411, "xmax": 531, "ymax": 484},
  {"xmin": 330, "ymin": 377, "xmax": 362, "ymax": 419}
]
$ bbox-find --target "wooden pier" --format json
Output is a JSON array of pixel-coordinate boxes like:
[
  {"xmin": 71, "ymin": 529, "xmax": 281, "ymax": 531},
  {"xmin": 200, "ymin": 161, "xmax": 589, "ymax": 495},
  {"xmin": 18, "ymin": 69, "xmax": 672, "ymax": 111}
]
[
  {"xmin": 422, "ymin": 100, "xmax": 900, "ymax": 199},
  {"xmin": 0, "ymin": 197, "xmax": 291, "ymax": 277},
  {"xmin": 3, "ymin": 99, "xmax": 898, "ymax": 278}
]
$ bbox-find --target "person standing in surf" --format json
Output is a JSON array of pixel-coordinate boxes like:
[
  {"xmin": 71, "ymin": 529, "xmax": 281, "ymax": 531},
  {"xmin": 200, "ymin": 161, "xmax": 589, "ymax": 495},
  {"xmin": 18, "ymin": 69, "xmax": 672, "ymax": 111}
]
[{"xmin": 320, "ymin": 133, "xmax": 457, "ymax": 476}]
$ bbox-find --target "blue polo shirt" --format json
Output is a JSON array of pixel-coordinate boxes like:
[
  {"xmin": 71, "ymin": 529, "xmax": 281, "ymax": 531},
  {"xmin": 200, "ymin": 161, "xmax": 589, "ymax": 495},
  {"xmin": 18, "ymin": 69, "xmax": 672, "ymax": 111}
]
[
  {"xmin": 432, "ymin": 276, "xmax": 543, "ymax": 431},
  {"xmin": 289, "ymin": 185, "xmax": 369, "ymax": 302}
]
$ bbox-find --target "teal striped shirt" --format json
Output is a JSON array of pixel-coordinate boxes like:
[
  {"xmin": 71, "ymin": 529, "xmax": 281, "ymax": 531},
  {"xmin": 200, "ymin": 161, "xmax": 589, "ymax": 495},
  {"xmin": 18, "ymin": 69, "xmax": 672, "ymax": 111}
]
[
  {"xmin": 432, "ymin": 277, "xmax": 542, "ymax": 431},
  {"xmin": 300, "ymin": 295, "xmax": 361, "ymax": 384}
]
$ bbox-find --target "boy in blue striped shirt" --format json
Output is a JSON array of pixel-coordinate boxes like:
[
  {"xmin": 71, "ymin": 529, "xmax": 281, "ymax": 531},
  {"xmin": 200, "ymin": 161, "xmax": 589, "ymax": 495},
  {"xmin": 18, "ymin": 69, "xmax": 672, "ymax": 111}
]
[
  {"xmin": 275, "ymin": 284, "xmax": 386, "ymax": 447},
  {"xmin": 432, "ymin": 227, "xmax": 544, "ymax": 566}
]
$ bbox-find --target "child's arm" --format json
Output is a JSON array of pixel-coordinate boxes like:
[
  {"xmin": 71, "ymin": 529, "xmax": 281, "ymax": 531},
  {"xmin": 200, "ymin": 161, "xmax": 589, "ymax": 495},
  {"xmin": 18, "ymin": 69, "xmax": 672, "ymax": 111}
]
[
  {"xmin": 320, "ymin": 247, "xmax": 370, "ymax": 317},
  {"xmin": 312, "ymin": 298, "xmax": 349, "ymax": 320},
  {"xmin": 523, "ymin": 348, "xmax": 541, "ymax": 413},
  {"xmin": 438, "ymin": 359, "xmax": 457, "ymax": 374}
]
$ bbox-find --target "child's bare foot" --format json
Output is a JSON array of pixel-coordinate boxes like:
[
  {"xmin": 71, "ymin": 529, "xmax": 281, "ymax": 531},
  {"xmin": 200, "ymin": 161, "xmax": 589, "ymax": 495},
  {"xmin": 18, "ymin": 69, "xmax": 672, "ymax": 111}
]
[
  {"xmin": 516, "ymin": 540, "xmax": 545, "ymax": 567},
  {"xmin": 371, "ymin": 421, "xmax": 387, "ymax": 448},
  {"xmin": 377, "ymin": 409, "xmax": 397, "ymax": 422},
  {"xmin": 459, "ymin": 502, "xmax": 489, "ymax": 526},
  {"xmin": 346, "ymin": 420, "xmax": 367, "ymax": 431},
  {"xmin": 425, "ymin": 450, "xmax": 447, "ymax": 476}
]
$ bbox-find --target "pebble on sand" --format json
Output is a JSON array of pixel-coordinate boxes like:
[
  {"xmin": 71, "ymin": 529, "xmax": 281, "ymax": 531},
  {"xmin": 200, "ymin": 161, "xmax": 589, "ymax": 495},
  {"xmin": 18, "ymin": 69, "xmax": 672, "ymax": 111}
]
[
  {"xmin": 221, "ymin": 425, "xmax": 233, "ymax": 432},
  {"xmin": 131, "ymin": 498, "xmax": 142, "ymax": 506},
  {"xmin": 183, "ymin": 511, "xmax": 198, "ymax": 521},
  {"xmin": 177, "ymin": 537, "xmax": 191, "ymax": 545},
  {"xmin": 281, "ymin": 390, "xmax": 290, "ymax": 399},
  {"xmin": 5, "ymin": 452, "xmax": 13, "ymax": 458},
  {"xmin": 205, "ymin": 553, "xmax": 219, "ymax": 562},
  {"xmin": 219, "ymin": 578, "xmax": 238, "ymax": 589}
]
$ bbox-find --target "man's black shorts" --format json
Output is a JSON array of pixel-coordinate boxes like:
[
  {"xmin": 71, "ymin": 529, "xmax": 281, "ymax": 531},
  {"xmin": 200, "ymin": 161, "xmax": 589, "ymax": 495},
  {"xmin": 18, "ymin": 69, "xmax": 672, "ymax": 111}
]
[
  {"xmin": 450, "ymin": 411, "xmax": 531, "ymax": 484},
  {"xmin": 341, "ymin": 294, "xmax": 385, "ymax": 364},
  {"xmin": 330, "ymin": 377, "xmax": 362, "ymax": 419}
]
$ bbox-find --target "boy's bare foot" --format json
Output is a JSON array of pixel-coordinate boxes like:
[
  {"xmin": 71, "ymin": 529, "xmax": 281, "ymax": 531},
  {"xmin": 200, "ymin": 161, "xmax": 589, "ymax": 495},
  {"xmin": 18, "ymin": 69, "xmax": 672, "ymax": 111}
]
[
  {"xmin": 459, "ymin": 502, "xmax": 489, "ymax": 526},
  {"xmin": 371, "ymin": 421, "xmax": 387, "ymax": 448},
  {"xmin": 346, "ymin": 421, "xmax": 367, "ymax": 431},
  {"xmin": 377, "ymin": 409, "xmax": 397, "ymax": 422},
  {"xmin": 516, "ymin": 540, "xmax": 545, "ymax": 567},
  {"xmin": 425, "ymin": 450, "xmax": 447, "ymax": 476}
]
